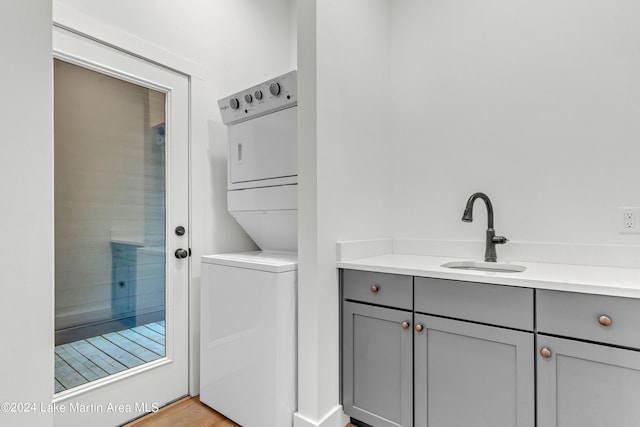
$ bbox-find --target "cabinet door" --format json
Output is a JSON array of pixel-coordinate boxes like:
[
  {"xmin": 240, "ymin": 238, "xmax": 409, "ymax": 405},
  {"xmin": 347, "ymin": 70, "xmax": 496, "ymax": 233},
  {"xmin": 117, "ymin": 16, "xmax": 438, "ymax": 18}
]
[
  {"xmin": 537, "ymin": 335, "xmax": 640, "ymax": 427},
  {"xmin": 414, "ymin": 315, "xmax": 534, "ymax": 427},
  {"xmin": 343, "ymin": 302, "xmax": 413, "ymax": 427}
]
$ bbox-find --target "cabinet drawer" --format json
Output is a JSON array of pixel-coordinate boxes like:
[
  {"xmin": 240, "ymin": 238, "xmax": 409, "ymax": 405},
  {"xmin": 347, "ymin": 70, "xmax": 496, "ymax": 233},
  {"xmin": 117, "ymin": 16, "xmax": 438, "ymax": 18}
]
[
  {"xmin": 414, "ymin": 277, "xmax": 534, "ymax": 330},
  {"xmin": 537, "ymin": 290, "xmax": 640, "ymax": 349},
  {"xmin": 342, "ymin": 270, "xmax": 412, "ymax": 310}
]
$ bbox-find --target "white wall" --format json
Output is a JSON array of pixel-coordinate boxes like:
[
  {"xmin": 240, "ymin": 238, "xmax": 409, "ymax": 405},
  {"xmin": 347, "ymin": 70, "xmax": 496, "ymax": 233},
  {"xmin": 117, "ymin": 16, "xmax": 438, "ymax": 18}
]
[
  {"xmin": 296, "ymin": 0, "xmax": 392, "ymax": 425},
  {"xmin": 390, "ymin": 0, "xmax": 640, "ymax": 259},
  {"xmin": 0, "ymin": 1, "xmax": 54, "ymax": 426},
  {"xmin": 300, "ymin": 1, "xmax": 640, "ymax": 425}
]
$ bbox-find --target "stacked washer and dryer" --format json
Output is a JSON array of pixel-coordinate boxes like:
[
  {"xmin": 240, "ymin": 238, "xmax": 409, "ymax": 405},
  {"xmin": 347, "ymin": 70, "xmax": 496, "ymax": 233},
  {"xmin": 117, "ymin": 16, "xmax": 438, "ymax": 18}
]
[{"xmin": 200, "ymin": 71, "xmax": 298, "ymax": 427}]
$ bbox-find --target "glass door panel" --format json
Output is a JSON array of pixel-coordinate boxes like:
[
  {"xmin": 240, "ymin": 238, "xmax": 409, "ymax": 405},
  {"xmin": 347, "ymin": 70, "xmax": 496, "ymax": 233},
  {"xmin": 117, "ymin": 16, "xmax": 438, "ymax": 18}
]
[{"xmin": 54, "ymin": 58, "xmax": 167, "ymax": 392}]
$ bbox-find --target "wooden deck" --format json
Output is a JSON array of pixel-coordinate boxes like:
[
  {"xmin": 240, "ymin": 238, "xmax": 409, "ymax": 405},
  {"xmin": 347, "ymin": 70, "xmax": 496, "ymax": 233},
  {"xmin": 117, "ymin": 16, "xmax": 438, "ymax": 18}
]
[{"xmin": 55, "ymin": 321, "xmax": 165, "ymax": 393}]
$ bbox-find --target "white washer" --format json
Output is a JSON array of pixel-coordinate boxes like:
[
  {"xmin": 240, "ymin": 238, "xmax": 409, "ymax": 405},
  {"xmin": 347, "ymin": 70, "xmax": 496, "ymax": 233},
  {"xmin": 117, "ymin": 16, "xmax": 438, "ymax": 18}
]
[{"xmin": 200, "ymin": 252, "xmax": 297, "ymax": 427}]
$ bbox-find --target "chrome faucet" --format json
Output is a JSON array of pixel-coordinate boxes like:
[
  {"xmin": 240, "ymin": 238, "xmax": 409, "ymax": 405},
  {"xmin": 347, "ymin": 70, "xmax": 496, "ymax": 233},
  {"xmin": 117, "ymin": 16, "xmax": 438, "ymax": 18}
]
[{"xmin": 461, "ymin": 192, "xmax": 508, "ymax": 262}]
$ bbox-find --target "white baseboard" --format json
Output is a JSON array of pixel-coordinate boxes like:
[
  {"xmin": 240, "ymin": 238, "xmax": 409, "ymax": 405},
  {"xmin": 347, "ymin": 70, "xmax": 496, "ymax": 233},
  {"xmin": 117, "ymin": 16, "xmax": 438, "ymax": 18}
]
[{"xmin": 293, "ymin": 405, "xmax": 350, "ymax": 427}]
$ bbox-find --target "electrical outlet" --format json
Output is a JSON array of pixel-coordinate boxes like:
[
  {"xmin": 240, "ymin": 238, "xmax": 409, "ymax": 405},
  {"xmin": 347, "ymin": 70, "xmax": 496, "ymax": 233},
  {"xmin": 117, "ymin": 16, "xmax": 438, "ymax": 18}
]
[
  {"xmin": 619, "ymin": 207, "xmax": 640, "ymax": 234},
  {"xmin": 624, "ymin": 211, "xmax": 635, "ymax": 229}
]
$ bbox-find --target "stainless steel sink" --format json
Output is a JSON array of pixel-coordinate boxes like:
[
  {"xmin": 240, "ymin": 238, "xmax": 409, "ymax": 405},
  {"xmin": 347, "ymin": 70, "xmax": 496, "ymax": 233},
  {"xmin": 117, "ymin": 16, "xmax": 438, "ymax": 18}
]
[{"xmin": 441, "ymin": 260, "xmax": 526, "ymax": 273}]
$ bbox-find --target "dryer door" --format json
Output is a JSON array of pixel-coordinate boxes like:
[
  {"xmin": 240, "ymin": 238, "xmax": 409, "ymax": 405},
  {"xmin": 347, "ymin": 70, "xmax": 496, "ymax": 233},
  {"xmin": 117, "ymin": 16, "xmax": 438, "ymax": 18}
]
[{"xmin": 229, "ymin": 106, "xmax": 297, "ymax": 184}]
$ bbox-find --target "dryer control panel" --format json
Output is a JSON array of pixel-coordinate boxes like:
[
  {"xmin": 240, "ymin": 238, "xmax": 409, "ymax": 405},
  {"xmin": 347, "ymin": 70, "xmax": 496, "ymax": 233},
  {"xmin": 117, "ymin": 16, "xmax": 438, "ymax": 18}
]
[{"xmin": 218, "ymin": 70, "xmax": 297, "ymax": 125}]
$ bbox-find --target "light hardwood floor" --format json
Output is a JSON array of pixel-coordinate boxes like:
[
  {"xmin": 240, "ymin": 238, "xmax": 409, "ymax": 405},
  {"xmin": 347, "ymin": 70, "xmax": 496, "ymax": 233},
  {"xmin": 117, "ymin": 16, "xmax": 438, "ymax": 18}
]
[
  {"xmin": 123, "ymin": 396, "xmax": 238, "ymax": 427},
  {"xmin": 123, "ymin": 396, "xmax": 353, "ymax": 427}
]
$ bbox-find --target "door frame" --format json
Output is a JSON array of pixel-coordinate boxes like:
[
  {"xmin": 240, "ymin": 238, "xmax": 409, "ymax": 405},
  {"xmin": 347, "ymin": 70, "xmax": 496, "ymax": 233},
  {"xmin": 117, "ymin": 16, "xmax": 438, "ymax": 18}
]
[
  {"xmin": 53, "ymin": 2, "xmax": 207, "ymax": 397},
  {"xmin": 52, "ymin": 26, "xmax": 191, "ymax": 425}
]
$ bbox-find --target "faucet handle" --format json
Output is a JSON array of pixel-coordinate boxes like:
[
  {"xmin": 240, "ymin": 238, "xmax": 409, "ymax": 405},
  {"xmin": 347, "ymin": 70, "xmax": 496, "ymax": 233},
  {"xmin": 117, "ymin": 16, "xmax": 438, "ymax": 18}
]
[{"xmin": 492, "ymin": 235, "xmax": 509, "ymax": 244}]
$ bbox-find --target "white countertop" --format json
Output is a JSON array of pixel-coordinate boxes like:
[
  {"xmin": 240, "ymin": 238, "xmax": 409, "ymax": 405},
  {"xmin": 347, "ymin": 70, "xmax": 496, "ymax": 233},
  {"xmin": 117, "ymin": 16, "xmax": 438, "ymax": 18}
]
[{"xmin": 337, "ymin": 254, "xmax": 640, "ymax": 298}]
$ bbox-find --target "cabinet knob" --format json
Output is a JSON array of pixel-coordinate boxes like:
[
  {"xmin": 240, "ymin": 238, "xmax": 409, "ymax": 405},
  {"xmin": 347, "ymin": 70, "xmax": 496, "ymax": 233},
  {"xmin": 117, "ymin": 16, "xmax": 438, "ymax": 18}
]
[
  {"xmin": 370, "ymin": 284, "xmax": 379, "ymax": 293},
  {"xmin": 415, "ymin": 323, "xmax": 424, "ymax": 333},
  {"xmin": 401, "ymin": 321, "xmax": 410, "ymax": 329},
  {"xmin": 540, "ymin": 347, "xmax": 552, "ymax": 358},
  {"xmin": 598, "ymin": 315, "xmax": 612, "ymax": 327}
]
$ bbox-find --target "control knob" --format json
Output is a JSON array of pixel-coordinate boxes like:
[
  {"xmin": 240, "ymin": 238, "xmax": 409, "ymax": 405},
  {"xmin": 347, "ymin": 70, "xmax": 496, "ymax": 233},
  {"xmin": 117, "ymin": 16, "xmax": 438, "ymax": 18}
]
[
  {"xmin": 229, "ymin": 98, "xmax": 240, "ymax": 110},
  {"xmin": 269, "ymin": 82, "xmax": 281, "ymax": 96},
  {"xmin": 254, "ymin": 90, "xmax": 263, "ymax": 100},
  {"xmin": 244, "ymin": 94, "xmax": 253, "ymax": 103}
]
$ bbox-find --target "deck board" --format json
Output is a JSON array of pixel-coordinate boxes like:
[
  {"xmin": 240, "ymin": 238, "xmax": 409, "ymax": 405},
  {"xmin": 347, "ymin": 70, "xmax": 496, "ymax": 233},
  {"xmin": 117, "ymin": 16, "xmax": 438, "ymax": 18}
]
[
  {"xmin": 68, "ymin": 340, "xmax": 128, "ymax": 375},
  {"xmin": 145, "ymin": 321, "xmax": 165, "ymax": 335},
  {"xmin": 102, "ymin": 332, "xmax": 163, "ymax": 362},
  {"xmin": 117, "ymin": 328, "xmax": 166, "ymax": 356},
  {"xmin": 132, "ymin": 325, "xmax": 165, "ymax": 344},
  {"xmin": 55, "ymin": 344, "xmax": 109, "ymax": 381},
  {"xmin": 56, "ymin": 322, "xmax": 165, "ymax": 392},
  {"xmin": 86, "ymin": 336, "xmax": 146, "ymax": 368},
  {"xmin": 54, "ymin": 354, "xmax": 88, "ymax": 389}
]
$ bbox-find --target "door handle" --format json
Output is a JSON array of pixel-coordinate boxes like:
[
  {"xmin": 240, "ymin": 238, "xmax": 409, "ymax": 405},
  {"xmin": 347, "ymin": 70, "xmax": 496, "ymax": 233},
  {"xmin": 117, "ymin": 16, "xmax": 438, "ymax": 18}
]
[{"xmin": 175, "ymin": 248, "xmax": 189, "ymax": 259}]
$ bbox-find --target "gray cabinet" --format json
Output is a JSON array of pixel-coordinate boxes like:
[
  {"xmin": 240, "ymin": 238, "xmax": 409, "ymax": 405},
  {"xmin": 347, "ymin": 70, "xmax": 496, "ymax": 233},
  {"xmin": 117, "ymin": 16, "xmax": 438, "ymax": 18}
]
[
  {"xmin": 343, "ymin": 269, "xmax": 412, "ymax": 309},
  {"xmin": 413, "ymin": 276, "xmax": 534, "ymax": 427},
  {"xmin": 537, "ymin": 290, "xmax": 640, "ymax": 427},
  {"xmin": 414, "ymin": 314, "xmax": 534, "ymax": 427},
  {"xmin": 537, "ymin": 335, "xmax": 640, "ymax": 427},
  {"xmin": 537, "ymin": 289, "xmax": 640, "ymax": 349},
  {"xmin": 342, "ymin": 269, "xmax": 640, "ymax": 427},
  {"xmin": 342, "ymin": 270, "xmax": 534, "ymax": 427},
  {"xmin": 414, "ymin": 276, "xmax": 534, "ymax": 330},
  {"xmin": 343, "ymin": 301, "xmax": 413, "ymax": 427}
]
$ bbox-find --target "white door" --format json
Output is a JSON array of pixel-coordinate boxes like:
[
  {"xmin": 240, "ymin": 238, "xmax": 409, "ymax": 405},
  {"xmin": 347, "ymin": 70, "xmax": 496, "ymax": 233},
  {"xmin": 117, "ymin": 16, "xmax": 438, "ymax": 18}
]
[{"xmin": 52, "ymin": 26, "xmax": 189, "ymax": 427}]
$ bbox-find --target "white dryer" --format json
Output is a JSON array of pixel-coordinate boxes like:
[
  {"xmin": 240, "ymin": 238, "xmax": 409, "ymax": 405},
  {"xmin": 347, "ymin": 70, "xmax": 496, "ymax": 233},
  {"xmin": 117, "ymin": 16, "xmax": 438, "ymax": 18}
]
[
  {"xmin": 224, "ymin": 70, "xmax": 298, "ymax": 254},
  {"xmin": 200, "ymin": 71, "xmax": 298, "ymax": 427}
]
